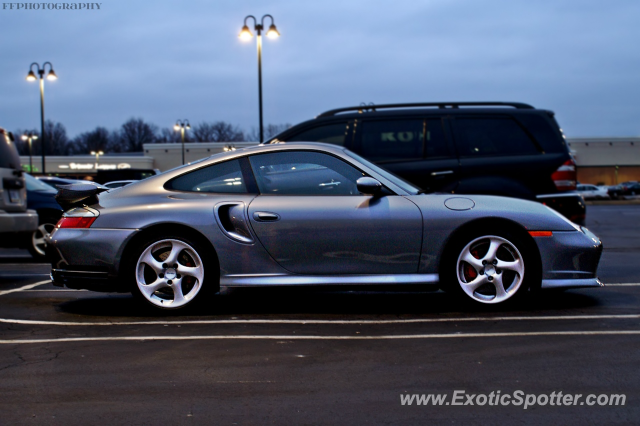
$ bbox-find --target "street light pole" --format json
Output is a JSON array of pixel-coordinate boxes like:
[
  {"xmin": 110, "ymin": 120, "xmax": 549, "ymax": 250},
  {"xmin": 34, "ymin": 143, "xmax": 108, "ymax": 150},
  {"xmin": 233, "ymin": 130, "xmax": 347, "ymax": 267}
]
[
  {"xmin": 174, "ymin": 119, "xmax": 191, "ymax": 165},
  {"xmin": 91, "ymin": 150, "xmax": 104, "ymax": 170},
  {"xmin": 21, "ymin": 132, "xmax": 38, "ymax": 173},
  {"xmin": 26, "ymin": 62, "xmax": 57, "ymax": 174},
  {"xmin": 239, "ymin": 15, "xmax": 280, "ymax": 143}
]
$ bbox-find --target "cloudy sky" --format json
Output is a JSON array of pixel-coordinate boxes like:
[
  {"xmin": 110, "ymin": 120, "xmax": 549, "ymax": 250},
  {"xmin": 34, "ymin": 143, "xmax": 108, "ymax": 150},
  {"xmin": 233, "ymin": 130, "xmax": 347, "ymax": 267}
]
[{"xmin": 2, "ymin": 0, "xmax": 639, "ymax": 139}]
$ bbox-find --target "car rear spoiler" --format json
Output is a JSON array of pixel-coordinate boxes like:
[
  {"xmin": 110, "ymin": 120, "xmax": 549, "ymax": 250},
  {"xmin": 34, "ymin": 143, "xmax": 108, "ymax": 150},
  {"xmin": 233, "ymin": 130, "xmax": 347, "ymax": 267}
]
[{"xmin": 55, "ymin": 183, "xmax": 109, "ymax": 211}]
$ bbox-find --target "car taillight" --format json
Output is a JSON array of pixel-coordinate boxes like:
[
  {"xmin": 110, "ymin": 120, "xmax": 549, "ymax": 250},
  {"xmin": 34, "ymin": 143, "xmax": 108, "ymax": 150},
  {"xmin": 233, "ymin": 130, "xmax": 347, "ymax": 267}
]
[
  {"xmin": 56, "ymin": 216, "xmax": 97, "ymax": 229},
  {"xmin": 551, "ymin": 159, "xmax": 577, "ymax": 191}
]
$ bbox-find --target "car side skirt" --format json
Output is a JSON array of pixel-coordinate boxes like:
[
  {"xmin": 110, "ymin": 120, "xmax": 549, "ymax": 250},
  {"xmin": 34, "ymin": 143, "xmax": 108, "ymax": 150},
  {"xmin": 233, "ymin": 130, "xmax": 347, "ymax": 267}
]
[
  {"xmin": 220, "ymin": 273, "xmax": 440, "ymax": 287},
  {"xmin": 541, "ymin": 277, "xmax": 604, "ymax": 289}
]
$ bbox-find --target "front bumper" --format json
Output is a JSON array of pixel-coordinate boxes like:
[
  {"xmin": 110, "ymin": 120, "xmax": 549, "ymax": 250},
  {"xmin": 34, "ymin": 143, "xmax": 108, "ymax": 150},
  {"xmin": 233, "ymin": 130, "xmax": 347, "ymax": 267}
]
[{"xmin": 536, "ymin": 227, "xmax": 603, "ymax": 290}]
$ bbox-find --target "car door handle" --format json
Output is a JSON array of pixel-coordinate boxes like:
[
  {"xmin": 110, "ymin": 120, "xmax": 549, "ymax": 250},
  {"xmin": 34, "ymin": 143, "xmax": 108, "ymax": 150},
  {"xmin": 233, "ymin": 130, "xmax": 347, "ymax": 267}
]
[
  {"xmin": 430, "ymin": 170, "xmax": 454, "ymax": 176},
  {"xmin": 319, "ymin": 181, "xmax": 341, "ymax": 187},
  {"xmin": 253, "ymin": 212, "xmax": 280, "ymax": 222}
]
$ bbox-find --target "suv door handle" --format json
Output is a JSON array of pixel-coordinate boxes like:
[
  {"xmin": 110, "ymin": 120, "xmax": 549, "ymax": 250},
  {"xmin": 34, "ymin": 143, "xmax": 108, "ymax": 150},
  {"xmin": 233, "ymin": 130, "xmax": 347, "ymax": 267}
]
[
  {"xmin": 430, "ymin": 170, "xmax": 454, "ymax": 176},
  {"xmin": 253, "ymin": 212, "xmax": 280, "ymax": 222}
]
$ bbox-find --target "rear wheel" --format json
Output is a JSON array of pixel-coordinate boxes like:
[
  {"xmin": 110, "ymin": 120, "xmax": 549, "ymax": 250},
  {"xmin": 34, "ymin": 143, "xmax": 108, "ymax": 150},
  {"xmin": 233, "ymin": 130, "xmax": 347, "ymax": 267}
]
[
  {"xmin": 442, "ymin": 228, "xmax": 539, "ymax": 305},
  {"xmin": 129, "ymin": 235, "xmax": 215, "ymax": 310},
  {"xmin": 27, "ymin": 214, "xmax": 60, "ymax": 260}
]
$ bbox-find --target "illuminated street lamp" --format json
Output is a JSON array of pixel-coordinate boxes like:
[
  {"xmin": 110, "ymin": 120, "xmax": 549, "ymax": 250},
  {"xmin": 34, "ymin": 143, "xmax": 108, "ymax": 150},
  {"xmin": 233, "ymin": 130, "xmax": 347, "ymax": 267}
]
[
  {"xmin": 21, "ymin": 132, "xmax": 38, "ymax": 173},
  {"xmin": 239, "ymin": 14, "xmax": 280, "ymax": 143},
  {"xmin": 26, "ymin": 62, "xmax": 57, "ymax": 174},
  {"xmin": 174, "ymin": 119, "xmax": 191, "ymax": 165},
  {"xmin": 90, "ymin": 150, "xmax": 104, "ymax": 169}
]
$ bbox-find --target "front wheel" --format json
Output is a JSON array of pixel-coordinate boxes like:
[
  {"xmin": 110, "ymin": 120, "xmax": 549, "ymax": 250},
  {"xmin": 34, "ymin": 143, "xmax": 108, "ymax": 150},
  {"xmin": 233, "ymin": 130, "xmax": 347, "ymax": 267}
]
[
  {"xmin": 130, "ymin": 236, "xmax": 213, "ymax": 310},
  {"xmin": 442, "ymin": 230, "xmax": 538, "ymax": 305}
]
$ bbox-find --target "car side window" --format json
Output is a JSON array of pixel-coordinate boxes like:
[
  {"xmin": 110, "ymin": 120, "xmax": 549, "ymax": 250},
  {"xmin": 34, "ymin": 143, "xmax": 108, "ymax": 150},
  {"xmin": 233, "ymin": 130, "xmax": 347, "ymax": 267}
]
[
  {"xmin": 359, "ymin": 119, "xmax": 424, "ymax": 161},
  {"xmin": 425, "ymin": 119, "xmax": 451, "ymax": 158},
  {"xmin": 287, "ymin": 122, "xmax": 348, "ymax": 146},
  {"xmin": 165, "ymin": 159, "xmax": 248, "ymax": 193},
  {"xmin": 455, "ymin": 118, "xmax": 540, "ymax": 157},
  {"xmin": 248, "ymin": 151, "xmax": 364, "ymax": 196}
]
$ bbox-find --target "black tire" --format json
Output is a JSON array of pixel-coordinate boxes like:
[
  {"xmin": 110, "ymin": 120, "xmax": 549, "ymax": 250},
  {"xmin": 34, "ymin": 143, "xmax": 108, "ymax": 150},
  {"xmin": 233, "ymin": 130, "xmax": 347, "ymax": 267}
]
[
  {"xmin": 27, "ymin": 213, "xmax": 61, "ymax": 260},
  {"xmin": 125, "ymin": 233, "xmax": 218, "ymax": 311},
  {"xmin": 440, "ymin": 227, "xmax": 540, "ymax": 306}
]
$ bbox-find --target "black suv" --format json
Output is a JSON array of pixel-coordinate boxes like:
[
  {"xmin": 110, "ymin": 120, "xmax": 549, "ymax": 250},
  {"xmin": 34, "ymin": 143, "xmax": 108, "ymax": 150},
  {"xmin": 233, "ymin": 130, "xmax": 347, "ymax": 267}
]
[{"xmin": 268, "ymin": 102, "xmax": 585, "ymax": 223}]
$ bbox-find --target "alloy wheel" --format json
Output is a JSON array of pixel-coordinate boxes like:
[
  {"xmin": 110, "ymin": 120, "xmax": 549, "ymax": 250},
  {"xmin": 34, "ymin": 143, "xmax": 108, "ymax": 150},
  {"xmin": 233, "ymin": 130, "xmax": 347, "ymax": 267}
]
[
  {"xmin": 456, "ymin": 235, "xmax": 525, "ymax": 304},
  {"xmin": 135, "ymin": 239, "xmax": 204, "ymax": 309},
  {"xmin": 31, "ymin": 223, "xmax": 56, "ymax": 257}
]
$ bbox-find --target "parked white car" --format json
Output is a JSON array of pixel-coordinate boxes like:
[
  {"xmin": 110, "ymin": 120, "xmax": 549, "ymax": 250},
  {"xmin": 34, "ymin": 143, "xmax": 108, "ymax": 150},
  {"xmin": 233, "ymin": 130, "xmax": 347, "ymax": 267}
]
[{"xmin": 576, "ymin": 184, "xmax": 610, "ymax": 200}]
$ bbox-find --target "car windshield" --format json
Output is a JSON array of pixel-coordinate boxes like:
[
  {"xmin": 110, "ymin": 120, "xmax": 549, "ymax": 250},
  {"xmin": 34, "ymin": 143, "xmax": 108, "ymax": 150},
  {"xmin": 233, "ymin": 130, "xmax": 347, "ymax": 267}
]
[{"xmin": 343, "ymin": 149, "xmax": 422, "ymax": 195}]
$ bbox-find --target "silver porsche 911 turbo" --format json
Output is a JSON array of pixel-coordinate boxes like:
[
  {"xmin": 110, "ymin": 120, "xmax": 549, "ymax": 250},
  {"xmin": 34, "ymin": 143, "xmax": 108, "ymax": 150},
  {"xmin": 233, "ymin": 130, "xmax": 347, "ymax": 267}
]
[{"xmin": 47, "ymin": 142, "xmax": 603, "ymax": 311}]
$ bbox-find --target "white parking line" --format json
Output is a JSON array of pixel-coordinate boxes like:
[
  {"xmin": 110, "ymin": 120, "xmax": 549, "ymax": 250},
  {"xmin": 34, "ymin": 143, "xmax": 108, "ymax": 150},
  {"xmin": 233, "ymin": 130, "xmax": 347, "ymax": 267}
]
[
  {"xmin": 1, "ymin": 330, "xmax": 640, "ymax": 344},
  {"xmin": 603, "ymin": 283, "xmax": 640, "ymax": 286},
  {"xmin": 0, "ymin": 280, "xmax": 50, "ymax": 296},
  {"xmin": 2, "ymin": 313, "xmax": 640, "ymax": 327},
  {"xmin": 0, "ymin": 274, "xmax": 50, "ymax": 277}
]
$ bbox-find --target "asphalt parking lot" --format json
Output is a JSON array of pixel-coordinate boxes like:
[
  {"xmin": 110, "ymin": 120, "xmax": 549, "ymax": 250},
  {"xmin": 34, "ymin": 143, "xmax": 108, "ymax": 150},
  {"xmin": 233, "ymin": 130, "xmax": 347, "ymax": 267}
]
[{"xmin": 1, "ymin": 204, "xmax": 639, "ymax": 425}]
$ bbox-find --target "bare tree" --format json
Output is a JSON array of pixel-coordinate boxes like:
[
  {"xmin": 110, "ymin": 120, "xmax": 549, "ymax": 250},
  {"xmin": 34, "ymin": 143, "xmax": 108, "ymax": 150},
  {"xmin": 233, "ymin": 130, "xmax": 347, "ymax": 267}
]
[
  {"xmin": 156, "ymin": 127, "xmax": 182, "ymax": 143},
  {"xmin": 192, "ymin": 121, "xmax": 244, "ymax": 142},
  {"xmin": 45, "ymin": 121, "xmax": 70, "ymax": 155},
  {"xmin": 69, "ymin": 127, "xmax": 112, "ymax": 155},
  {"xmin": 116, "ymin": 118, "xmax": 158, "ymax": 152},
  {"xmin": 13, "ymin": 120, "xmax": 70, "ymax": 155},
  {"xmin": 246, "ymin": 123, "xmax": 291, "ymax": 142}
]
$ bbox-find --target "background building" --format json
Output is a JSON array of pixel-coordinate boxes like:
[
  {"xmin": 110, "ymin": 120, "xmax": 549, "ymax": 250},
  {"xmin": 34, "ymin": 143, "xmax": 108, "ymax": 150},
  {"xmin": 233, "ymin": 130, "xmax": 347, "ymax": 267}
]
[{"xmin": 568, "ymin": 137, "xmax": 640, "ymax": 185}]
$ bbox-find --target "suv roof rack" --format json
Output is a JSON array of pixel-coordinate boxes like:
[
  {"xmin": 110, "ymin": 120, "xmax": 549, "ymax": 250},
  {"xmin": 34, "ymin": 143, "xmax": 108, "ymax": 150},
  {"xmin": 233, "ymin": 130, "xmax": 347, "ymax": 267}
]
[{"xmin": 317, "ymin": 102, "xmax": 535, "ymax": 117}]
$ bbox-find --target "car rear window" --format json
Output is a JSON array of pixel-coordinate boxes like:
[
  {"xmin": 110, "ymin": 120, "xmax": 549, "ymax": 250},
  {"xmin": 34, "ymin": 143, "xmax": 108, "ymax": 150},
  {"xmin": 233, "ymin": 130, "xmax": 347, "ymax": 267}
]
[
  {"xmin": 455, "ymin": 117, "xmax": 540, "ymax": 157},
  {"xmin": 165, "ymin": 159, "xmax": 248, "ymax": 193}
]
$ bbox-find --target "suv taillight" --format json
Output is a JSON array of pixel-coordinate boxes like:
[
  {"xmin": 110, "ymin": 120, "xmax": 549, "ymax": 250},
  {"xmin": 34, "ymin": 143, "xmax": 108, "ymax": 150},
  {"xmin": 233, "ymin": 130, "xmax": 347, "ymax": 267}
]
[
  {"xmin": 56, "ymin": 216, "xmax": 97, "ymax": 229},
  {"xmin": 552, "ymin": 159, "xmax": 577, "ymax": 191}
]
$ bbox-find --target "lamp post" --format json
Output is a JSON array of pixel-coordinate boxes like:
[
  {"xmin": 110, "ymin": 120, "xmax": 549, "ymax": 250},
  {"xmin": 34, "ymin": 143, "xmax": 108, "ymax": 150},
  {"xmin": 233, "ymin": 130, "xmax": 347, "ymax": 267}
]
[
  {"xmin": 174, "ymin": 119, "xmax": 191, "ymax": 165},
  {"xmin": 239, "ymin": 14, "xmax": 280, "ymax": 143},
  {"xmin": 21, "ymin": 132, "xmax": 38, "ymax": 173},
  {"xmin": 91, "ymin": 150, "xmax": 104, "ymax": 170},
  {"xmin": 26, "ymin": 62, "xmax": 57, "ymax": 174}
]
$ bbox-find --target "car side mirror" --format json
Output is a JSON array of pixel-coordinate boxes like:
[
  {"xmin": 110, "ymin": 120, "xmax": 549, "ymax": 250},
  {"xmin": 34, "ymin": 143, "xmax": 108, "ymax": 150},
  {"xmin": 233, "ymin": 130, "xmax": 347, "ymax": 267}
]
[{"xmin": 356, "ymin": 177, "xmax": 382, "ymax": 195}]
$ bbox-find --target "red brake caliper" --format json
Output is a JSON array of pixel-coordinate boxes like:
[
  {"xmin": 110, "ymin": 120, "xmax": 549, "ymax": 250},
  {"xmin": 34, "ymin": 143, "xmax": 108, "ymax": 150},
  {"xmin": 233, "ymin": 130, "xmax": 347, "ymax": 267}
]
[{"xmin": 464, "ymin": 249, "xmax": 479, "ymax": 281}]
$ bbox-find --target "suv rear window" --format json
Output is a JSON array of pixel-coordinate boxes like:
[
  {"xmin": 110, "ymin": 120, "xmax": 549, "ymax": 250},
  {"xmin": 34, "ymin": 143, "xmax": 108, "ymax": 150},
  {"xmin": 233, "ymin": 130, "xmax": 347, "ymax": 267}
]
[
  {"xmin": 455, "ymin": 117, "xmax": 540, "ymax": 157},
  {"xmin": 0, "ymin": 131, "xmax": 22, "ymax": 169}
]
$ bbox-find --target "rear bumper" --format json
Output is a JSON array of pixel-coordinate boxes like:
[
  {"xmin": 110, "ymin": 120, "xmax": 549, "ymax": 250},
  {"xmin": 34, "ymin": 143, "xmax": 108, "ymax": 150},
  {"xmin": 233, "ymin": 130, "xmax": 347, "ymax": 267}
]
[
  {"xmin": 50, "ymin": 268, "xmax": 126, "ymax": 292},
  {"xmin": 0, "ymin": 209, "xmax": 38, "ymax": 232},
  {"xmin": 47, "ymin": 227, "xmax": 137, "ymax": 292},
  {"xmin": 0, "ymin": 209, "xmax": 38, "ymax": 248}
]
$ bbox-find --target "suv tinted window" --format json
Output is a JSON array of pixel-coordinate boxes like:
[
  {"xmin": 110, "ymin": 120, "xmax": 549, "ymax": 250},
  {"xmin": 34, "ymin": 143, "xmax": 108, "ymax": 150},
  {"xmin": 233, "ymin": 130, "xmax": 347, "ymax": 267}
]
[
  {"xmin": 287, "ymin": 123, "xmax": 348, "ymax": 145},
  {"xmin": 166, "ymin": 159, "xmax": 247, "ymax": 193},
  {"xmin": 249, "ymin": 151, "xmax": 363, "ymax": 195},
  {"xmin": 360, "ymin": 119, "xmax": 424, "ymax": 161},
  {"xmin": 456, "ymin": 117, "xmax": 539, "ymax": 157}
]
